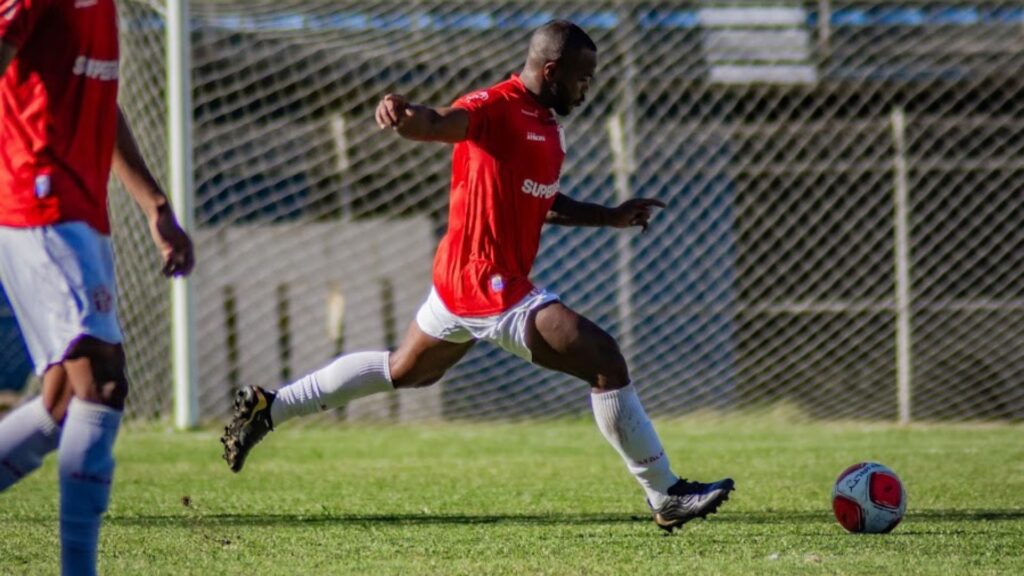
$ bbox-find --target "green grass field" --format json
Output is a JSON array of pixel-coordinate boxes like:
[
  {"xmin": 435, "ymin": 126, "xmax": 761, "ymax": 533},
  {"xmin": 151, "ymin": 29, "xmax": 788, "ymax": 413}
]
[{"xmin": 1, "ymin": 417, "xmax": 1022, "ymax": 575}]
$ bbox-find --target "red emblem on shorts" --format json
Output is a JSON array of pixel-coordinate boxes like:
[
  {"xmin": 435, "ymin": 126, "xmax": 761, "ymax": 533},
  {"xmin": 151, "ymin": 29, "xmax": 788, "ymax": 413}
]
[{"xmin": 91, "ymin": 286, "xmax": 113, "ymax": 313}]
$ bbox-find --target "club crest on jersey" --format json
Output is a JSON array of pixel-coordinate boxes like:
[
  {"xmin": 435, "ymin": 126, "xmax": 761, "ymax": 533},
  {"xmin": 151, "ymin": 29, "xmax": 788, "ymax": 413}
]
[
  {"xmin": 489, "ymin": 274, "xmax": 505, "ymax": 293},
  {"xmin": 465, "ymin": 91, "xmax": 489, "ymax": 103},
  {"xmin": 34, "ymin": 175, "xmax": 51, "ymax": 199}
]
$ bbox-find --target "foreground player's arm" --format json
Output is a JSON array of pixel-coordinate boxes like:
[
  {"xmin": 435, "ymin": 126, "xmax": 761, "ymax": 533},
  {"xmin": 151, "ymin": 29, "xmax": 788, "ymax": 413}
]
[
  {"xmin": 375, "ymin": 94, "xmax": 469, "ymax": 143},
  {"xmin": 546, "ymin": 193, "xmax": 666, "ymax": 232},
  {"xmin": 0, "ymin": 42, "xmax": 16, "ymax": 75},
  {"xmin": 112, "ymin": 106, "xmax": 195, "ymax": 277}
]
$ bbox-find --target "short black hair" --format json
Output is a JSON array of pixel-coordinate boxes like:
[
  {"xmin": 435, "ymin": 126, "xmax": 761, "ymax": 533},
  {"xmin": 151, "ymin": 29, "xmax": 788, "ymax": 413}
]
[{"xmin": 527, "ymin": 19, "xmax": 597, "ymax": 65}]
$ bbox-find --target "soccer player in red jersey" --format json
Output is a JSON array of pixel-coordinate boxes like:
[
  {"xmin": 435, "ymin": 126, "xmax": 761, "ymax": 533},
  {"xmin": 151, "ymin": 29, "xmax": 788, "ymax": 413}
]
[
  {"xmin": 0, "ymin": 1, "xmax": 194, "ymax": 572},
  {"xmin": 222, "ymin": 20, "xmax": 733, "ymax": 532}
]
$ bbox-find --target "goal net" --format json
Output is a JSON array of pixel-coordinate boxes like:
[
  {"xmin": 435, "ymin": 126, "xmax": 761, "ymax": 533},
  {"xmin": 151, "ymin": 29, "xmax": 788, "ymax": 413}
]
[{"xmin": 112, "ymin": 0, "xmax": 1024, "ymax": 423}]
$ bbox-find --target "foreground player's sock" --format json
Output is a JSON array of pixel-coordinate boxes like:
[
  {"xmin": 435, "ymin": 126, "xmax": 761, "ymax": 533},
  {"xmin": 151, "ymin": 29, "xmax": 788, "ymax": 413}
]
[
  {"xmin": 58, "ymin": 398, "xmax": 121, "ymax": 576},
  {"xmin": 0, "ymin": 396, "xmax": 61, "ymax": 492},
  {"xmin": 270, "ymin": 351, "xmax": 393, "ymax": 425},
  {"xmin": 591, "ymin": 384, "xmax": 679, "ymax": 509}
]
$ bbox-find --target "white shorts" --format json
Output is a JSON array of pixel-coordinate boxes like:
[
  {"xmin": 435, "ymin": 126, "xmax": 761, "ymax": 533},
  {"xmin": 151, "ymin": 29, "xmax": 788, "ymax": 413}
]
[
  {"xmin": 0, "ymin": 222, "xmax": 123, "ymax": 374},
  {"xmin": 415, "ymin": 286, "xmax": 559, "ymax": 362}
]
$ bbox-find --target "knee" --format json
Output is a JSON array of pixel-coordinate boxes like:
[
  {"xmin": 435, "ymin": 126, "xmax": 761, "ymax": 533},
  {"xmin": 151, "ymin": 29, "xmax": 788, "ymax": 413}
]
[
  {"xmin": 64, "ymin": 337, "xmax": 129, "ymax": 410},
  {"xmin": 388, "ymin": 351, "xmax": 444, "ymax": 389},
  {"xmin": 592, "ymin": 339, "xmax": 630, "ymax": 392}
]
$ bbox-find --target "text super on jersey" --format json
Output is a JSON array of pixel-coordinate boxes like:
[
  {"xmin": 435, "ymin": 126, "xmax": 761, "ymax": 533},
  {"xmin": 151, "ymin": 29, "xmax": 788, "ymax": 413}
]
[
  {"xmin": 433, "ymin": 75, "xmax": 566, "ymax": 317},
  {"xmin": 0, "ymin": 0, "xmax": 119, "ymax": 235}
]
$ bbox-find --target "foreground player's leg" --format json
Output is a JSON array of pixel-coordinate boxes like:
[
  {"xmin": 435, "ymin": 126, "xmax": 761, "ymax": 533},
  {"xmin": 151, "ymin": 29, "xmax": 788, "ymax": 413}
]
[
  {"xmin": 0, "ymin": 398, "xmax": 60, "ymax": 491},
  {"xmin": 59, "ymin": 337, "xmax": 126, "ymax": 576},
  {"xmin": 221, "ymin": 322, "xmax": 473, "ymax": 472},
  {"xmin": 0, "ymin": 365, "xmax": 73, "ymax": 492},
  {"xmin": 528, "ymin": 301, "xmax": 734, "ymax": 532}
]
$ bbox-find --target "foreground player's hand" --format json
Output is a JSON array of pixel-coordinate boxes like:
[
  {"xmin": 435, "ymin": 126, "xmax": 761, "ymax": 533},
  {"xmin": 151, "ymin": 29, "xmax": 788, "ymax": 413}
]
[
  {"xmin": 611, "ymin": 198, "xmax": 666, "ymax": 232},
  {"xmin": 149, "ymin": 205, "xmax": 195, "ymax": 277},
  {"xmin": 375, "ymin": 94, "xmax": 413, "ymax": 130}
]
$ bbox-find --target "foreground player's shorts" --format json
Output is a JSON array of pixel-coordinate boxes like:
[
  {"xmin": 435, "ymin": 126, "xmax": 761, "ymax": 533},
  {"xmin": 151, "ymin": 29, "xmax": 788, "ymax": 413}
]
[
  {"xmin": 0, "ymin": 222, "xmax": 123, "ymax": 374},
  {"xmin": 415, "ymin": 285, "xmax": 559, "ymax": 362}
]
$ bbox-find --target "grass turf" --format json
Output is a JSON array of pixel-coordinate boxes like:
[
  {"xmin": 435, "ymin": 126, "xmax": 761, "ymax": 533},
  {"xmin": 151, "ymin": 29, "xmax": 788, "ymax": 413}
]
[{"xmin": 1, "ymin": 417, "xmax": 1022, "ymax": 575}]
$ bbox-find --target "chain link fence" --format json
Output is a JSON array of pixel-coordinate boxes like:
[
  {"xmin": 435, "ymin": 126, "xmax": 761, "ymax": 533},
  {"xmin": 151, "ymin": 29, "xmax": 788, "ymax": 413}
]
[{"xmin": 104, "ymin": 0, "xmax": 1024, "ymax": 423}]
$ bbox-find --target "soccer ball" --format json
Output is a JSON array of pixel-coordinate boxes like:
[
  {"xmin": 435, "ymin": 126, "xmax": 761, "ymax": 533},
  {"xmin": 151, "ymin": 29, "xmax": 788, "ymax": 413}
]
[{"xmin": 831, "ymin": 462, "xmax": 906, "ymax": 533}]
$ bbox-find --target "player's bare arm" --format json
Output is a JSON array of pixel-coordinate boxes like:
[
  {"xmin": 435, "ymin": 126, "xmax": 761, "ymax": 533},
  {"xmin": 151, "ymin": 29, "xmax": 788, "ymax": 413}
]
[
  {"xmin": 546, "ymin": 193, "xmax": 666, "ymax": 232},
  {"xmin": 0, "ymin": 41, "xmax": 16, "ymax": 75},
  {"xmin": 112, "ymin": 106, "xmax": 195, "ymax": 277},
  {"xmin": 375, "ymin": 93, "xmax": 469, "ymax": 143}
]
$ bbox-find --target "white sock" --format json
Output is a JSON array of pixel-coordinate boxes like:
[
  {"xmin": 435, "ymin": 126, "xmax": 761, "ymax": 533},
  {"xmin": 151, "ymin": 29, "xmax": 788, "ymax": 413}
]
[
  {"xmin": 0, "ymin": 397, "xmax": 61, "ymax": 491},
  {"xmin": 591, "ymin": 384, "xmax": 679, "ymax": 509},
  {"xmin": 270, "ymin": 351, "xmax": 393, "ymax": 425},
  {"xmin": 58, "ymin": 398, "xmax": 121, "ymax": 576}
]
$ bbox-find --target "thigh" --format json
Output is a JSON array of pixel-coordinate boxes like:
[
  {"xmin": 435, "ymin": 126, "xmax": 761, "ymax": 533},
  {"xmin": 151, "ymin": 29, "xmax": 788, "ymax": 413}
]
[
  {"xmin": 0, "ymin": 223, "xmax": 122, "ymax": 375},
  {"xmin": 526, "ymin": 301, "xmax": 629, "ymax": 389},
  {"xmin": 390, "ymin": 320, "xmax": 475, "ymax": 388}
]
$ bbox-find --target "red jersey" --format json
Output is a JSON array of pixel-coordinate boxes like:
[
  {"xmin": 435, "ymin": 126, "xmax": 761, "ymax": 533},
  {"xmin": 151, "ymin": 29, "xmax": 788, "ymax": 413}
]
[
  {"xmin": 434, "ymin": 75, "xmax": 566, "ymax": 316},
  {"xmin": 0, "ymin": 0, "xmax": 120, "ymax": 235}
]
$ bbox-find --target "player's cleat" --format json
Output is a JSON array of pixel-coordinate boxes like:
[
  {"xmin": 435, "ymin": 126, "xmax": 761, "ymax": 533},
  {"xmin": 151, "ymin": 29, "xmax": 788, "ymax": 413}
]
[
  {"xmin": 220, "ymin": 386, "xmax": 276, "ymax": 473},
  {"xmin": 651, "ymin": 477, "xmax": 735, "ymax": 533}
]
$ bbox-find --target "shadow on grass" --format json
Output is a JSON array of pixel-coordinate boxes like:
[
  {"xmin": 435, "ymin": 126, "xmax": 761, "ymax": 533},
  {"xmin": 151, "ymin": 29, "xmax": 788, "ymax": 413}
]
[
  {"xmin": 714, "ymin": 509, "xmax": 1024, "ymax": 524},
  {"xmin": 101, "ymin": 508, "xmax": 1024, "ymax": 529}
]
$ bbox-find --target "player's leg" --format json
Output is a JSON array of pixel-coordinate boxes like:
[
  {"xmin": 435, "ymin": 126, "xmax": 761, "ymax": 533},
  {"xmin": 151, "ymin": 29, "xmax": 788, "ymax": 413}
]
[
  {"xmin": 57, "ymin": 336, "xmax": 126, "ymax": 576},
  {"xmin": 0, "ymin": 224, "xmax": 84, "ymax": 492},
  {"xmin": 269, "ymin": 320, "xmax": 475, "ymax": 424},
  {"xmin": 43, "ymin": 364, "xmax": 75, "ymax": 422},
  {"xmin": 0, "ymin": 364, "xmax": 65, "ymax": 491},
  {"xmin": 0, "ymin": 222, "xmax": 127, "ymax": 575},
  {"xmin": 526, "ymin": 301, "xmax": 733, "ymax": 532},
  {"xmin": 221, "ymin": 288, "xmax": 475, "ymax": 472}
]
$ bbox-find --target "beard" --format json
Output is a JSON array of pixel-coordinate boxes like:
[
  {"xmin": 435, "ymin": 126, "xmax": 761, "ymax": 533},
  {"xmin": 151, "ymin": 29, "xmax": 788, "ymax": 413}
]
[{"xmin": 549, "ymin": 81, "xmax": 574, "ymax": 116}]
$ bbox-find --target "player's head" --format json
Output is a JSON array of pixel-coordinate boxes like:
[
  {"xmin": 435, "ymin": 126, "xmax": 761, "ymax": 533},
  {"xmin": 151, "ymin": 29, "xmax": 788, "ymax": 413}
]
[{"xmin": 523, "ymin": 20, "xmax": 597, "ymax": 116}]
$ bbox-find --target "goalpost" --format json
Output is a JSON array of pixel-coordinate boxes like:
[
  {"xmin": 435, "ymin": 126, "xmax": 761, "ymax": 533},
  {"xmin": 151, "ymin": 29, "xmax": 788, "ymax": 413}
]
[{"xmin": 167, "ymin": 0, "xmax": 198, "ymax": 429}]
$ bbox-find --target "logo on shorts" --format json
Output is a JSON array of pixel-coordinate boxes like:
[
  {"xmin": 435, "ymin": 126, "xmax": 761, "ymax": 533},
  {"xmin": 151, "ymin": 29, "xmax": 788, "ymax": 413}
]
[
  {"xmin": 489, "ymin": 274, "xmax": 505, "ymax": 293},
  {"xmin": 34, "ymin": 175, "xmax": 51, "ymax": 198},
  {"xmin": 91, "ymin": 285, "xmax": 113, "ymax": 314}
]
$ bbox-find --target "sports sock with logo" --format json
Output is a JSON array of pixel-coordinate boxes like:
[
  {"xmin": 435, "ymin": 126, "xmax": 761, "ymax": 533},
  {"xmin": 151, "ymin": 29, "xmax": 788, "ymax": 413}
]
[
  {"xmin": 58, "ymin": 397, "xmax": 121, "ymax": 576},
  {"xmin": 0, "ymin": 396, "xmax": 61, "ymax": 492},
  {"xmin": 270, "ymin": 351, "xmax": 394, "ymax": 425},
  {"xmin": 591, "ymin": 384, "xmax": 679, "ymax": 509}
]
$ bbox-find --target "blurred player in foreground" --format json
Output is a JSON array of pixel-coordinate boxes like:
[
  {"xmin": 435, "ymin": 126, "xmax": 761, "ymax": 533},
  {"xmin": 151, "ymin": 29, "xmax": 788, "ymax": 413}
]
[
  {"xmin": 222, "ymin": 19, "xmax": 733, "ymax": 532},
  {"xmin": 0, "ymin": 1, "xmax": 193, "ymax": 573}
]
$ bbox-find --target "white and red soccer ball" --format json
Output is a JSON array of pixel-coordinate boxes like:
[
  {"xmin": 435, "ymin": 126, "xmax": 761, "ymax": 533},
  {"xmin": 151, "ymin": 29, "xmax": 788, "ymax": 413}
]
[{"xmin": 832, "ymin": 462, "xmax": 906, "ymax": 533}]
